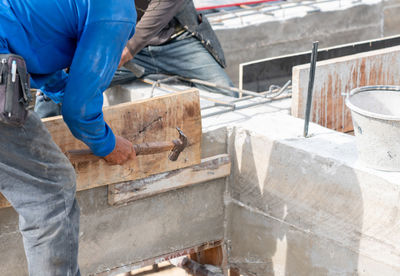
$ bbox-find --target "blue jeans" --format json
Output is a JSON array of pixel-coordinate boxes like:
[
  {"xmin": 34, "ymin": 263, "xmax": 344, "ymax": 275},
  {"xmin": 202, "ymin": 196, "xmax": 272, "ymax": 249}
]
[
  {"xmin": 34, "ymin": 92, "xmax": 62, "ymax": 118},
  {"xmin": 132, "ymin": 35, "xmax": 236, "ymax": 96},
  {"xmin": 0, "ymin": 111, "xmax": 80, "ymax": 276}
]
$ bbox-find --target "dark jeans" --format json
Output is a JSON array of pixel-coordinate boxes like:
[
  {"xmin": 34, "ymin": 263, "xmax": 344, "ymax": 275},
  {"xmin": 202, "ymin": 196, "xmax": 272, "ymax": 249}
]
[{"xmin": 0, "ymin": 111, "xmax": 80, "ymax": 276}]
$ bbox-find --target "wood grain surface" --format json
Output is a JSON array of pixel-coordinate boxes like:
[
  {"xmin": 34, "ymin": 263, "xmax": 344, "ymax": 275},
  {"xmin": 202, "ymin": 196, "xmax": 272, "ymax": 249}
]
[
  {"xmin": 292, "ymin": 45, "xmax": 400, "ymax": 132},
  {"xmin": 0, "ymin": 89, "xmax": 202, "ymax": 209},
  {"xmin": 108, "ymin": 154, "xmax": 231, "ymax": 206}
]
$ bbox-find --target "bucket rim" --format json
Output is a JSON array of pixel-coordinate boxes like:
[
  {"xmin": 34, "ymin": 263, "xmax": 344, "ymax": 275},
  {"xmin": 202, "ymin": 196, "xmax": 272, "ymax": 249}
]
[{"xmin": 345, "ymin": 85, "xmax": 400, "ymax": 121}]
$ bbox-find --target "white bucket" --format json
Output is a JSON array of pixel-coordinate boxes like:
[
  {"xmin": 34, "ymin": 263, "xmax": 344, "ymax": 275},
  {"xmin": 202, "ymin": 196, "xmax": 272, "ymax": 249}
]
[{"xmin": 346, "ymin": 85, "xmax": 400, "ymax": 171}]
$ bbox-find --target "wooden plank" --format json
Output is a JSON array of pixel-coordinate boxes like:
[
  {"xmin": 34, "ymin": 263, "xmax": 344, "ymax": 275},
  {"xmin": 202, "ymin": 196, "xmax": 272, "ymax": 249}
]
[
  {"xmin": 0, "ymin": 89, "xmax": 202, "ymax": 209},
  {"xmin": 292, "ymin": 45, "xmax": 400, "ymax": 132},
  {"xmin": 108, "ymin": 154, "xmax": 231, "ymax": 206},
  {"xmin": 94, "ymin": 240, "xmax": 223, "ymax": 276},
  {"xmin": 190, "ymin": 245, "xmax": 225, "ymax": 267},
  {"xmin": 240, "ymin": 34, "xmax": 400, "ymax": 92},
  {"xmin": 229, "ymin": 268, "xmax": 241, "ymax": 276},
  {"xmin": 0, "ymin": 193, "xmax": 8, "ymax": 209}
]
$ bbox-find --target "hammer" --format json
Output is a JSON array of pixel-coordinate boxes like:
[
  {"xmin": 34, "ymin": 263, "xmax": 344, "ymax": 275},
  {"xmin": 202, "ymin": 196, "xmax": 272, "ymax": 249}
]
[
  {"xmin": 67, "ymin": 127, "xmax": 187, "ymax": 163},
  {"xmin": 123, "ymin": 60, "xmax": 145, "ymax": 78}
]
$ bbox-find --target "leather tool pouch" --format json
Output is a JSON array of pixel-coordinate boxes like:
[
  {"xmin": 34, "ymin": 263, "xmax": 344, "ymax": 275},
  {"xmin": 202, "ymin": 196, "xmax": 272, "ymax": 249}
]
[{"xmin": 0, "ymin": 54, "xmax": 32, "ymax": 126}]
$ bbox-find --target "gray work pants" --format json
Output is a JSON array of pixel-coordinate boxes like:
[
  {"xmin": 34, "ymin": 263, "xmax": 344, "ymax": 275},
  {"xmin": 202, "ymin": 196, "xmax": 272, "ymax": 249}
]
[{"xmin": 0, "ymin": 111, "xmax": 80, "ymax": 276}]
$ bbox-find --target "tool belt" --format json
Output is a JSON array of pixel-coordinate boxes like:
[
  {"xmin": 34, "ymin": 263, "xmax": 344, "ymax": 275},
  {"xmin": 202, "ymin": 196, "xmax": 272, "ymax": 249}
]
[{"xmin": 0, "ymin": 54, "xmax": 32, "ymax": 126}]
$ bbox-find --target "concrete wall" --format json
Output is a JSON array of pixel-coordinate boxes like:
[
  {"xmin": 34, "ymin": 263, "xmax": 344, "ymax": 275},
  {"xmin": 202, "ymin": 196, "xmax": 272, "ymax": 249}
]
[
  {"xmin": 213, "ymin": 0, "xmax": 400, "ymax": 86},
  {"xmin": 0, "ymin": 179, "xmax": 226, "ymax": 275}
]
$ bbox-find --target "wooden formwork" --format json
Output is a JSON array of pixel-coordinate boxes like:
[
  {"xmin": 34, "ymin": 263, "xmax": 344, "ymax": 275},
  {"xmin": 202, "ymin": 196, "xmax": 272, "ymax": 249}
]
[{"xmin": 292, "ymin": 45, "xmax": 400, "ymax": 132}]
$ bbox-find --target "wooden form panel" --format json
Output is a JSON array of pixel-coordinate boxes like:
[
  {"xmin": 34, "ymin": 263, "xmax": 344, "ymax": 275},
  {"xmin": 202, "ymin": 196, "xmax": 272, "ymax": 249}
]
[
  {"xmin": 292, "ymin": 45, "xmax": 400, "ymax": 132},
  {"xmin": 108, "ymin": 154, "xmax": 231, "ymax": 206},
  {"xmin": 240, "ymin": 35, "xmax": 400, "ymax": 92},
  {"xmin": 0, "ymin": 89, "xmax": 202, "ymax": 208},
  {"xmin": 95, "ymin": 240, "xmax": 224, "ymax": 276}
]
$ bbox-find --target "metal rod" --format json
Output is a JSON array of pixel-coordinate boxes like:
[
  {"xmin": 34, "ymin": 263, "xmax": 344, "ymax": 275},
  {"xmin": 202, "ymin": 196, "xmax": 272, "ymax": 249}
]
[
  {"xmin": 199, "ymin": 95, "xmax": 236, "ymax": 108},
  {"xmin": 265, "ymin": 80, "xmax": 291, "ymax": 99},
  {"xmin": 141, "ymin": 78, "xmax": 237, "ymax": 108},
  {"xmin": 202, "ymin": 94, "xmax": 291, "ymax": 118},
  {"xmin": 303, "ymin": 41, "xmax": 319, "ymax": 137},
  {"xmin": 201, "ymin": 85, "xmax": 291, "ymax": 110},
  {"xmin": 140, "ymin": 76, "xmax": 292, "ymax": 115},
  {"xmin": 177, "ymin": 76, "xmax": 269, "ymax": 98},
  {"xmin": 231, "ymin": 83, "xmax": 291, "ymax": 103}
]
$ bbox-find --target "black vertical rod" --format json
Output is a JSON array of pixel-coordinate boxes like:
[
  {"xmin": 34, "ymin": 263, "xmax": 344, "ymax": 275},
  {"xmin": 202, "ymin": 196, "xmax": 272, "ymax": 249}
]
[{"xmin": 303, "ymin": 41, "xmax": 319, "ymax": 137}]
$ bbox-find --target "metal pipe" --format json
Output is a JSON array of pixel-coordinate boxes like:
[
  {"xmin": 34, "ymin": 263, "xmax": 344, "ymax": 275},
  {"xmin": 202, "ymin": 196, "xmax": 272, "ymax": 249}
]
[{"xmin": 303, "ymin": 41, "xmax": 319, "ymax": 137}]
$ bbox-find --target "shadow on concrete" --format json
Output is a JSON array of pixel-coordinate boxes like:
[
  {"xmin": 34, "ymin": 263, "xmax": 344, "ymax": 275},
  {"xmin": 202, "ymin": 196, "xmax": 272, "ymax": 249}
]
[{"xmin": 228, "ymin": 128, "xmax": 363, "ymax": 275}]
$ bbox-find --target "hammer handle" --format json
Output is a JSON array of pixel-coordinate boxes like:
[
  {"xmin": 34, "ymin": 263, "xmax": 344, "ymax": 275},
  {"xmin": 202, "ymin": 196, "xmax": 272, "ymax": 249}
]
[
  {"xmin": 133, "ymin": 141, "xmax": 175, "ymax": 156},
  {"xmin": 66, "ymin": 140, "xmax": 180, "ymax": 162}
]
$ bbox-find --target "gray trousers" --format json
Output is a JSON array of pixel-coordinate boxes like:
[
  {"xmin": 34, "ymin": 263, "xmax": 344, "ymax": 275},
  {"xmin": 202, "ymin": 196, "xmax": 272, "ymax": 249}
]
[{"xmin": 0, "ymin": 111, "xmax": 80, "ymax": 276}]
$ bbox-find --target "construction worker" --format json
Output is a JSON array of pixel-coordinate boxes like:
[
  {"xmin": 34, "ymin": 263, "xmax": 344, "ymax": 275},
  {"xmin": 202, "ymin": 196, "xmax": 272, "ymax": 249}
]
[
  {"xmin": 0, "ymin": 0, "xmax": 137, "ymax": 275},
  {"xmin": 35, "ymin": 0, "xmax": 236, "ymax": 119},
  {"xmin": 117, "ymin": 0, "xmax": 234, "ymax": 94}
]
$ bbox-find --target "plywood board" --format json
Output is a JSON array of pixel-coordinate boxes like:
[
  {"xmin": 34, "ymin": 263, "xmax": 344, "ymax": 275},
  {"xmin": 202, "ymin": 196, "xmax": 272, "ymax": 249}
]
[
  {"xmin": 108, "ymin": 154, "xmax": 231, "ymax": 206},
  {"xmin": 0, "ymin": 193, "xmax": 8, "ymax": 209},
  {"xmin": 240, "ymin": 35, "xmax": 400, "ymax": 92},
  {"xmin": 292, "ymin": 45, "xmax": 400, "ymax": 132},
  {"xmin": 0, "ymin": 89, "xmax": 202, "ymax": 209}
]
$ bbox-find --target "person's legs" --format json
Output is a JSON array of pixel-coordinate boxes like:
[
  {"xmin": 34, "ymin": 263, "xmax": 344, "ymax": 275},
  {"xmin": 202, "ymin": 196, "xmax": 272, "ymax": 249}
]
[
  {"xmin": 34, "ymin": 92, "xmax": 62, "ymax": 118},
  {"xmin": 0, "ymin": 111, "xmax": 80, "ymax": 276},
  {"xmin": 131, "ymin": 47, "xmax": 161, "ymax": 75},
  {"xmin": 148, "ymin": 35, "xmax": 236, "ymax": 97},
  {"xmin": 109, "ymin": 47, "xmax": 159, "ymax": 87}
]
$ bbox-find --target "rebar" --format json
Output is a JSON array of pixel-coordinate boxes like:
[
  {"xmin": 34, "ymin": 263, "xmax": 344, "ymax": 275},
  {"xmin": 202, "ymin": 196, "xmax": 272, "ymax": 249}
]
[{"xmin": 303, "ymin": 41, "xmax": 319, "ymax": 137}]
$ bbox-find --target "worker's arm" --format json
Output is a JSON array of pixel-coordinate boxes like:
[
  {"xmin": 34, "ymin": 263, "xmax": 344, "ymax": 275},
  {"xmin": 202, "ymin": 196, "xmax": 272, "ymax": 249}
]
[
  {"xmin": 120, "ymin": 0, "xmax": 185, "ymax": 65},
  {"xmin": 62, "ymin": 20, "xmax": 135, "ymax": 161},
  {"xmin": 0, "ymin": 38, "xmax": 9, "ymax": 54}
]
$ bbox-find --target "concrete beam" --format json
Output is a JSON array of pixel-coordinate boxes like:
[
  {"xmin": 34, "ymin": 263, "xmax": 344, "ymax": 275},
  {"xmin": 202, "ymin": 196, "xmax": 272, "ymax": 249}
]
[{"xmin": 221, "ymin": 112, "xmax": 400, "ymax": 275}]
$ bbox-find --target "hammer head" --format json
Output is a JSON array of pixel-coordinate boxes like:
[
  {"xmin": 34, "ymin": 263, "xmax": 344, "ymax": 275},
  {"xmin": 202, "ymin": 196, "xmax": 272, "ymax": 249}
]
[{"xmin": 168, "ymin": 127, "xmax": 188, "ymax": 161}]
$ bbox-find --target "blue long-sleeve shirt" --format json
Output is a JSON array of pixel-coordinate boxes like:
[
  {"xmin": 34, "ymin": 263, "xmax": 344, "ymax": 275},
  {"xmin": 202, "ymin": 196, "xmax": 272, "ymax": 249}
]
[{"xmin": 0, "ymin": 0, "xmax": 137, "ymax": 156}]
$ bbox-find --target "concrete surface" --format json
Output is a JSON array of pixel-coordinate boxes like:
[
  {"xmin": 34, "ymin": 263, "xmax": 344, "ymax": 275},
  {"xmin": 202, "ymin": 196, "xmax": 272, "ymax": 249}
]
[
  {"xmin": 0, "ymin": 179, "xmax": 226, "ymax": 275},
  {"xmin": 210, "ymin": 0, "xmax": 400, "ymax": 86},
  {"xmin": 2, "ymin": 78, "xmax": 400, "ymax": 275},
  {"xmin": 202, "ymin": 102, "xmax": 400, "ymax": 275}
]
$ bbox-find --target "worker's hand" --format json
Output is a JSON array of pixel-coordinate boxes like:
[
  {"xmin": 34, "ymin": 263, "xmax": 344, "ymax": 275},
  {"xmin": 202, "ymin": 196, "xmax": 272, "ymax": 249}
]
[
  {"xmin": 118, "ymin": 47, "xmax": 133, "ymax": 68},
  {"xmin": 103, "ymin": 135, "xmax": 136, "ymax": 165}
]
